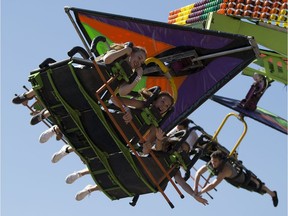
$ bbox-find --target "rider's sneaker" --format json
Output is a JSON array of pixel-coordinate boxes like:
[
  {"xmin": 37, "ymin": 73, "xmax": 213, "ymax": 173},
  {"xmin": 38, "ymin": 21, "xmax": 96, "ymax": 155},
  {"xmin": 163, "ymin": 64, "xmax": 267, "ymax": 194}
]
[
  {"xmin": 12, "ymin": 93, "xmax": 33, "ymax": 104},
  {"xmin": 272, "ymin": 191, "xmax": 278, "ymax": 207},
  {"xmin": 65, "ymin": 172, "xmax": 81, "ymax": 184},
  {"xmin": 51, "ymin": 145, "xmax": 69, "ymax": 163},
  {"xmin": 30, "ymin": 109, "xmax": 46, "ymax": 125},
  {"xmin": 75, "ymin": 185, "xmax": 94, "ymax": 201},
  {"xmin": 39, "ymin": 126, "xmax": 55, "ymax": 143}
]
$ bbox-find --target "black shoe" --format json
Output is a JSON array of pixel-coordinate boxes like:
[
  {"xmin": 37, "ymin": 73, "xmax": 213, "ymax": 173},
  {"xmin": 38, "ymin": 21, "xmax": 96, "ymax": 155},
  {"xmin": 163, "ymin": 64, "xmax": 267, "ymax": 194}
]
[
  {"xmin": 30, "ymin": 109, "xmax": 46, "ymax": 125},
  {"xmin": 12, "ymin": 93, "xmax": 32, "ymax": 104},
  {"xmin": 272, "ymin": 191, "xmax": 278, "ymax": 207}
]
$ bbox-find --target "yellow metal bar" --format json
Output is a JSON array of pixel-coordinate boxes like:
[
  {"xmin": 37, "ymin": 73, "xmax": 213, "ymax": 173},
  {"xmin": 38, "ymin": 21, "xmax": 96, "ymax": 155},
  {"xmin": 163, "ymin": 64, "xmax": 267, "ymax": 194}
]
[
  {"xmin": 145, "ymin": 57, "xmax": 178, "ymax": 102},
  {"xmin": 212, "ymin": 112, "xmax": 248, "ymax": 158},
  {"xmin": 229, "ymin": 116, "xmax": 247, "ymax": 158}
]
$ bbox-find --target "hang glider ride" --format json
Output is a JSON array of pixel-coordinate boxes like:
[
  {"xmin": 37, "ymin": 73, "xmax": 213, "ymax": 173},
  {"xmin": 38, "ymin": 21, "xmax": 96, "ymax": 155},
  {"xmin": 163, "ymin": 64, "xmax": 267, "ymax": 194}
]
[
  {"xmin": 15, "ymin": 6, "xmax": 260, "ymax": 208},
  {"xmin": 210, "ymin": 95, "xmax": 287, "ymax": 135}
]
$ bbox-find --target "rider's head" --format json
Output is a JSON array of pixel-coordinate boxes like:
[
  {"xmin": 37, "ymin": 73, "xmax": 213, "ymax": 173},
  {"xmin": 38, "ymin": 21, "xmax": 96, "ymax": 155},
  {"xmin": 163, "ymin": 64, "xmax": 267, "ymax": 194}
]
[
  {"xmin": 210, "ymin": 150, "xmax": 227, "ymax": 169},
  {"xmin": 129, "ymin": 46, "xmax": 147, "ymax": 69},
  {"xmin": 152, "ymin": 91, "xmax": 174, "ymax": 114}
]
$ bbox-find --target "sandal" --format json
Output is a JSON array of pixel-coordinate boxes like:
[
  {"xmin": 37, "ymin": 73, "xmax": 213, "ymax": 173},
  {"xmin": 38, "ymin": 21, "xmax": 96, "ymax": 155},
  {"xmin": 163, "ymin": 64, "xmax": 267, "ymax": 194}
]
[
  {"xmin": 30, "ymin": 109, "xmax": 46, "ymax": 125},
  {"xmin": 12, "ymin": 93, "xmax": 33, "ymax": 104},
  {"xmin": 53, "ymin": 126, "xmax": 63, "ymax": 141}
]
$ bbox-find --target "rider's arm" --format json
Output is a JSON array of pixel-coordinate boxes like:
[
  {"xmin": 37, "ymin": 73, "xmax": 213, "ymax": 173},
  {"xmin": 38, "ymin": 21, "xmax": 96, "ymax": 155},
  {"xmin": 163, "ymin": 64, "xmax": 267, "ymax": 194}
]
[
  {"xmin": 118, "ymin": 67, "xmax": 143, "ymax": 96},
  {"xmin": 199, "ymin": 168, "xmax": 227, "ymax": 195},
  {"xmin": 194, "ymin": 165, "xmax": 207, "ymax": 193},
  {"xmin": 103, "ymin": 47, "xmax": 132, "ymax": 64}
]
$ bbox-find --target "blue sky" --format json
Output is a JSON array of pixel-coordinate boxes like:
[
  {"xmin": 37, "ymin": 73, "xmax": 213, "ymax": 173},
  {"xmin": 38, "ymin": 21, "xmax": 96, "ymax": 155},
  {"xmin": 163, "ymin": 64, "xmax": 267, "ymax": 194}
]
[{"xmin": 1, "ymin": 1, "xmax": 287, "ymax": 216}]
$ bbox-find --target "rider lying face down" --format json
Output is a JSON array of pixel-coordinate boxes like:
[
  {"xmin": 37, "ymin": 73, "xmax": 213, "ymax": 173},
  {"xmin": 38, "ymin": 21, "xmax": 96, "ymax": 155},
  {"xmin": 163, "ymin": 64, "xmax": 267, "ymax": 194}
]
[{"xmin": 194, "ymin": 150, "xmax": 278, "ymax": 207}]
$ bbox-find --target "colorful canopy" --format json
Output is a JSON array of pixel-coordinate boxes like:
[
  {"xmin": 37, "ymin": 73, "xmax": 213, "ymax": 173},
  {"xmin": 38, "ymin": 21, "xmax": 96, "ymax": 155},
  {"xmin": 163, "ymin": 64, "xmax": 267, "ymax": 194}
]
[
  {"xmin": 68, "ymin": 7, "xmax": 258, "ymax": 131},
  {"xmin": 211, "ymin": 95, "xmax": 288, "ymax": 135}
]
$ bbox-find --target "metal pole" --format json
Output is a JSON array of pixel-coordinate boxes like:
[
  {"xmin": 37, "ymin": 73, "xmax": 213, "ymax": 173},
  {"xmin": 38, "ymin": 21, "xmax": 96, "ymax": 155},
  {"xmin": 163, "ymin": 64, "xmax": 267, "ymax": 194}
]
[
  {"xmin": 64, "ymin": 7, "xmax": 92, "ymax": 56},
  {"xmin": 192, "ymin": 46, "xmax": 253, "ymax": 62}
]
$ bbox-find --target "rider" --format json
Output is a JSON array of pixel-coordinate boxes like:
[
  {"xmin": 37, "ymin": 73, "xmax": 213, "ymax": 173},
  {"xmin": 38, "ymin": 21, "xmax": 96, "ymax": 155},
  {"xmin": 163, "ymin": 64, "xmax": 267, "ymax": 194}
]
[
  {"xmin": 238, "ymin": 73, "xmax": 268, "ymax": 111},
  {"xmin": 193, "ymin": 150, "xmax": 278, "ymax": 207}
]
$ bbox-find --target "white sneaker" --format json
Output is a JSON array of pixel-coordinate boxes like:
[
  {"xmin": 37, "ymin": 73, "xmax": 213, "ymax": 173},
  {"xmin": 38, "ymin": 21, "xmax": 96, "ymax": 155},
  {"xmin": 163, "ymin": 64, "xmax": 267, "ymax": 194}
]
[
  {"xmin": 39, "ymin": 126, "xmax": 55, "ymax": 143},
  {"xmin": 75, "ymin": 185, "xmax": 94, "ymax": 201},
  {"xmin": 51, "ymin": 145, "xmax": 69, "ymax": 163},
  {"xmin": 65, "ymin": 172, "xmax": 81, "ymax": 184}
]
